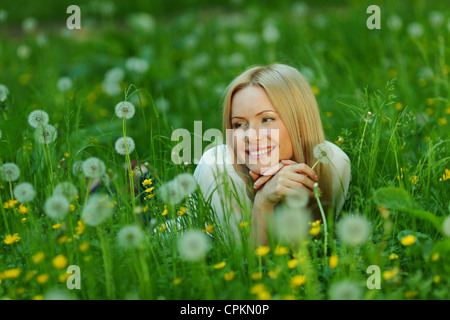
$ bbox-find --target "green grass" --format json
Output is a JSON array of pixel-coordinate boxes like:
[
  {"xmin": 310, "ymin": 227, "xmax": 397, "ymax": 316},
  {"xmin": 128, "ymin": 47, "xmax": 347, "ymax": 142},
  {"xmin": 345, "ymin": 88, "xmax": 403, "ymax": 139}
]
[{"xmin": 0, "ymin": 0, "xmax": 449, "ymax": 300}]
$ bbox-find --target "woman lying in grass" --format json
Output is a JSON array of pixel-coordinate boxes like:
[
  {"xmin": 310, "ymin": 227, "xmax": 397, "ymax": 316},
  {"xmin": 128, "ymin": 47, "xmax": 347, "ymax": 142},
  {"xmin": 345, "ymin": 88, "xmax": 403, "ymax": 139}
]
[{"xmin": 194, "ymin": 63, "xmax": 351, "ymax": 246}]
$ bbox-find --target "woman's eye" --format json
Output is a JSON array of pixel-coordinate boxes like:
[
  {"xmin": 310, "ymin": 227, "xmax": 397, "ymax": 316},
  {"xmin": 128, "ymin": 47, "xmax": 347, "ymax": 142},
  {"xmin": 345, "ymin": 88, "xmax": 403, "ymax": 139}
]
[
  {"xmin": 262, "ymin": 117, "xmax": 275, "ymax": 123},
  {"xmin": 233, "ymin": 122, "xmax": 245, "ymax": 129}
]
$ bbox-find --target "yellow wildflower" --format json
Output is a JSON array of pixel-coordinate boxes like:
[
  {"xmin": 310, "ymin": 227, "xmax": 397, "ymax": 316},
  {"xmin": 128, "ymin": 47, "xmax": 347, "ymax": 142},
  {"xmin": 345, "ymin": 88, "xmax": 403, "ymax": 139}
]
[
  {"xmin": 287, "ymin": 259, "xmax": 299, "ymax": 269},
  {"xmin": 4, "ymin": 233, "xmax": 20, "ymax": 245},
  {"xmin": 224, "ymin": 271, "xmax": 235, "ymax": 281},
  {"xmin": 145, "ymin": 187, "xmax": 154, "ymax": 193},
  {"xmin": 32, "ymin": 295, "xmax": 43, "ymax": 300},
  {"xmin": 389, "ymin": 253, "xmax": 399, "ymax": 260},
  {"xmin": 267, "ymin": 268, "xmax": 281, "ymax": 279},
  {"xmin": 52, "ymin": 223, "xmax": 62, "ymax": 229},
  {"xmin": 177, "ymin": 206, "xmax": 186, "ymax": 216},
  {"xmin": 173, "ymin": 278, "xmax": 182, "ymax": 285},
  {"xmin": 290, "ymin": 275, "xmax": 307, "ymax": 287},
  {"xmin": 36, "ymin": 274, "xmax": 49, "ymax": 284},
  {"xmin": 70, "ymin": 204, "xmax": 76, "ymax": 212},
  {"xmin": 203, "ymin": 224, "xmax": 214, "ymax": 234},
  {"xmin": 431, "ymin": 253, "xmax": 439, "ymax": 261},
  {"xmin": 404, "ymin": 291, "xmax": 419, "ymax": 298},
  {"xmin": 433, "ymin": 275, "xmax": 440, "ymax": 283},
  {"xmin": 52, "ymin": 255, "xmax": 68, "ymax": 269},
  {"xmin": 64, "ymin": 152, "xmax": 70, "ymax": 158},
  {"xmin": 256, "ymin": 291, "xmax": 271, "ymax": 300},
  {"xmin": 254, "ymin": 246, "xmax": 270, "ymax": 257},
  {"xmin": 438, "ymin": 118, "xmax": 447, "ymax": 126},
  {"xmin": 19, "ymin": 204, "xmax": 28, "ymax": 214},
  {"xmin": 142, "ymin": 179, "xmax": 152, "ymax": 186},
  {"xmin": 79, "ymin": 242, "xmax": 89, "ymax": 252},
  {"xmin": 239, "ymin": 221, "xmax": 249, "ymax": 228},
  {"xmin": 383, "ymin": 267, "xmax": 399, "ymax": 280},
  {"xmin": 274, "ymin": 245, "xmax": 289, "ymax": 255},
  {"xmin": 32, "ymin": 252, "xmax": 45, "ymax": 264},
  {"xmin": 213, "ymin": 261, "xmax": 226, "ymax": 269},
  {"xmin": 161, "ymin": 205, "xmax": 168, "ymax": 216},
  {"xmin": 250, "ymin": 283, "xmax": 266, "ymax": 294},
  {"xmin": 158, "ymin": 223, "xmax": 167, "ymax": 233},
  {"xmin": 58, "ymin": 273, "xmax": 70, "ymax": 283},
  {"xmin": 75, "ymin": 220, "xmax": 86, "ymax": 236},
  {"xmin": 2, "ymin": 268, "xmax": 21, "ymax": 279},
  {"xmin": 251, "ymin": 272, "xmax": 263, "ymax": 280},
  {"xmin": 329, "ymin": 254, "xmax": 339, "ymax": 269},
  {"xmin": 58, "ymin": 236, "xmax": 68, "ymax": 244},
  {"xmin": 400, "ymin": 235, "xmax": 417, "ymax": 246}
]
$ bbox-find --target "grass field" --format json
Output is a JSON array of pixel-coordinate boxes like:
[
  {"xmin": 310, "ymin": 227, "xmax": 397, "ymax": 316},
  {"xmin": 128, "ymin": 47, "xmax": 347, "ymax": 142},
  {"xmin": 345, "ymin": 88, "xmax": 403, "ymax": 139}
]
[{"xmin": 0, "ymin": 0, "xmax": 449, "ymax": 300}]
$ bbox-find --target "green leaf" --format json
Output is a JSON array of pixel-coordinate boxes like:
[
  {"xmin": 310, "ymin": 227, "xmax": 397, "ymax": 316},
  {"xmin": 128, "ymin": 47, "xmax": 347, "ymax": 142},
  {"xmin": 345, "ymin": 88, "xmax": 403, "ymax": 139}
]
[{"xmin": 373, "ymin": 186, "xmax": 417, "ymax": 210}]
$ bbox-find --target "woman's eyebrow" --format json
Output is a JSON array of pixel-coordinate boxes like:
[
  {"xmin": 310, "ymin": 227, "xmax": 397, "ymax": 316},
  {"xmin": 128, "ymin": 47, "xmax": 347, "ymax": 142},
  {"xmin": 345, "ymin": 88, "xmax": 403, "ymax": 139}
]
[{"xmin": 231, "ymin": 110, "xmax": 277, "ymax": 119}]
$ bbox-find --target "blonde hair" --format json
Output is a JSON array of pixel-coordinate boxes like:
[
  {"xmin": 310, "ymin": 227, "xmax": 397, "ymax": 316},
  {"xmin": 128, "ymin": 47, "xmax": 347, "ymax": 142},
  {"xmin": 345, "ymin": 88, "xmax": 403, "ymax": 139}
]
[{"xmin": 222, "ymin": 63, "xmax": 333, "ymax": 220}]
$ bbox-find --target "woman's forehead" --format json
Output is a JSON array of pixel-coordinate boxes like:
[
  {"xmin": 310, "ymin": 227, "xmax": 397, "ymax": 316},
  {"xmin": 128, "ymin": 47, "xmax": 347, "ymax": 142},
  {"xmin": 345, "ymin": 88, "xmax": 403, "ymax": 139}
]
[{"xmin": 231, "ymin": 86, "xmax": 276, "ymax": 117}]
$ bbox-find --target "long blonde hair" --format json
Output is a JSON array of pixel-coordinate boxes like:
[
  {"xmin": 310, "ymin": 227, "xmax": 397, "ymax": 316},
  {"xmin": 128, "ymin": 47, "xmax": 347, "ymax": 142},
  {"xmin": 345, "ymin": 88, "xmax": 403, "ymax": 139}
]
[{"xmin": 222, "ymin": 63, "xmax": 333, "ymax": 220}]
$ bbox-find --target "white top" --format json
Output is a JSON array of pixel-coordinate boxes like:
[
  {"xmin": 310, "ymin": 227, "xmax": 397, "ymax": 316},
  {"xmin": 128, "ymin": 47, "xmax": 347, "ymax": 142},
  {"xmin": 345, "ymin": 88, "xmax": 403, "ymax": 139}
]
[{"xmin": 193, "ymin": 142, "xmax": 351, "ymax": 237}]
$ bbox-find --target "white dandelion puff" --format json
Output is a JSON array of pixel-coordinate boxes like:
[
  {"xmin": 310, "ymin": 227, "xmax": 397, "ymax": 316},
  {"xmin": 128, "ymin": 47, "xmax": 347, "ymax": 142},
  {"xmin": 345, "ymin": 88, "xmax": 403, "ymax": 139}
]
[
  {"xmin": 44, "ymin": 195, "xmax": 70, "ymax": 219},
  {"xmin": 13, "ymin": 182, "xmax": 36, "ymax": 202},
  {"xmin": 262, "ymin": 24, "xmax": 280, "ymax": 44},
  {"xmin": 72, "ymin": 160, "xmax": 84, "ymax": 176},
  {"xmin": 22, "ymin": 17, "xmax": 37, "ymax": 33},
  {"xmin": 115, "ymin": 101, "xmax": 135, "ymax": 119},
  {"xmin": 34, "ymin": 124, "xmax": 57, "ymax": 144},
  {"xmin": 104, "ymin": 67, "xmax": 125, "ymax": 83},
  {"xmin": 57, "ymin": 77, "xmax": 73, "ymax": 92},
  {"xmin": 53, "ymin": 182, "xmax": 78, "ymax": 201},
  {"xmin": 115, "ymin": 136, "xmax": 135, "ymax": 155},
  {"xmin": 284, "ymin": 188, "xmax": 310, "ymax": 209},
  {"xmin": 28, "ymin": 110, "xmax": 49, "ymax": 128},
  {"xmin": 125, "ymin": 57, "xmax": 149, "ymax": 74},
  {"xmin": 442, "ymin": 216, "xmax": 450, "ymax": 238},
  {"xmin": 336, "ymin": 214, "xmax": 372, "ymax": 246},
  {"xmin": 82, "ymin": 193, "xmax": 114, "ymax": 226},
  {"xmin": 429, "ymin": 11, "xmax": 444, "ymax": 28},
  {"xmin": 0, "ymin": 84, "xmax": 9, "ymax": 102},
  {"xmin": 177, "ymin": 229, "xmax": 210, "ymax": 262},
  {"xmin": 82, "ymin": 157, "xmax": 106, "ymax": 179},
  {"xmin": 329, "ymin": 280, "xmax": 363, "ymax": 300},
  {"xmin": 274, "ymin": 206, "xmax": 311, "ymax": 247},
  {"xmin": 407, "ymin": 22, "xmax": 424, "ymax": 38},
  {"xmin": 158, "ymin": 180, "xmax": 185, "ymax": 206},
  {"xmin": 313, "ymin": 142, "xmax": 334, "ymax": 164},
  {"xmin": 174, "ymin": 173, "xmax": 198, "ymax": 196},
  {"xmin": 118, "ymin": 225, "xmax": 145, "ymax": 249},
  {"xmin": 387, "ymin": 15, "xmax": 403, "ymax": 31},
  {"xmin": 0, "ymin": 163, "xmax": 20, "ymax": 182}
]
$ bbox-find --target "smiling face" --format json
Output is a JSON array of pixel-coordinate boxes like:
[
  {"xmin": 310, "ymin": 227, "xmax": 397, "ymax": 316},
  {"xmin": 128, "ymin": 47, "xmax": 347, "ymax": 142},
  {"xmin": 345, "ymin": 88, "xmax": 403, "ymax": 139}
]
[{"xmin": 230, "ymin": 85, "xmax": 294, "ymax": 174}]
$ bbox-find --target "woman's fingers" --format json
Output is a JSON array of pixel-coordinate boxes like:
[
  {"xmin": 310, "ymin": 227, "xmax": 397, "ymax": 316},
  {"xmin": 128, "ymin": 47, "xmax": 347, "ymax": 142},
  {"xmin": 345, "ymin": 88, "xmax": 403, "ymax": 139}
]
[
  {"xmin": 249, "ymin": 170, "xmax": 260, "ymax": 181},
  {"xmin": 282, "ymin": 161, "xmax": 319, "ymax": 182},
  {"xmin": 262, "ymin": 162, "xmax": 285, "ymax": 176},
  {"xmin": 254, "ymin": 162, "xmax": 288, "ymax": 189}
]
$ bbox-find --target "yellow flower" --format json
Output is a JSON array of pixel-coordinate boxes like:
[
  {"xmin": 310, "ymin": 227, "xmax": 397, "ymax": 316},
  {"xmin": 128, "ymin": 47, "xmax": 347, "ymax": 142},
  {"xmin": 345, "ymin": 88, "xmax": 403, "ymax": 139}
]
[
  {"xmin": 64, "ymin": 152, "xmax": 70, "ymax": 158},
  {"xmin": 58, "ymin": 236, "xmax": 68, "ymax": 244},
  {"xmin": 400, "ymin": 235, "xmax": 417, "ymax": 246},
  {"xmin": 203, "ymin": 224, "xmax": 214, "ymax": 234},
  {"xmin": 290, "ymin": 275, "xmax": 307, "ymax": 287},
  {"xmin": 383, "ymin": 267, "xmax": 399, "ymax": 280},
  {"xmin": 438, "ymin": 118, "xmax": 448, "ymax": 126},
  {"xmin": 256, "ymin": 291, "xmax": 271, "ymax": 300},
  {"xmin": 177, "ymin": 206, "xmax": 186, "ymax": 216},
  {"xmin": 173, "ymin": 278, "xmax": 182, "ymax": 285},
  {"xmin": 404, "ymin": 291, "xmax": 419, "ymax": 298},
  {"xmin": 274, "ymin": 245, "xmax": 289, "ymax": 255},
  {"xmin": 389, "ymin": 253, "xmax": 399, "ymax": 260},
  {"xmin": 79, "ymin": 242, "xmax": 90, "ymax": 252},
  {"xmin": 431, "ymin": 253, "xmax": 439, "ymax": 261},
  {"xmin": 395, "ymin": 102, "xmax": 404, "ymax": 110},
  {"xmin": 145, "ymin": 187, "xmax": 154, "ymax": 193},
  {"xmin": 224, "ymin": 271, "xmax": 235, "ymax": 281},
  {"xmin": 239, "ymin": 221, "xmax": 249, "ymax": 228},
  {"xmin": 22, "ymin": 217, "xmax": 27, "ymax": 223},
  {"xmin": 24, "ymin": 271, "xmax": 37, "ymax": 282},
  {"xmin": 32, "ymin": 295, "xmax": 43, "ymax": 300},
  {"xmin": 213, "ymin": 261, "xmax": 226, "ymax": 269},
  {"xmin": 75, "ymin": 220, "xmax": 86, "ymax": 236},
  {"xmin": 161, "ymin": 205, "xmax": 168, "ymax": 216},
  {"xmin": 409, "ymin": 176, "xmax": 418, "ymax": 185},
  {"xmin": 1, "ymin": 268, "xmax": 21, "ymax": 279},
  {"xmin": 251, "ymin": 272, "xmax": 263, "ymax": 280},
  {"xmin": 142, "ymin": 179, "xmax": 152, "ymax": 186},
  {"xmin": 312, "ymin": 85, "xmax": 320, "ymax": 96},
  {"xmin": 158, "ymin": 223, "xmax": 167, "ymax": 233},
  {"xmin": 70, "ymin": 204, "xmax": 76, "ymax": 212},
  {"xmin": 19, "ymin": 204, "xmax": 28, "ymax": 214},
  {"xmin": 267, "ymin": 268, "xmax": 281, "ymax": 279},
  {"xmin": 250, "ymin": 283, "xmax": 266, "ymax": 294},
  {"xmin": 36, "ymin": 274, "xmax": 49, "ymax": 284},
  {"xmin": 32, "ymin": 252, "xmax": 45, "ymax": 264},
  {"xmin": 287, "ymin": 259, "xmax": 299, "ymax": 269},
  {"xmin": 4, "ymin": 233, "xmax": 20, "ymax": 245},
  {"xmin": 254, "ymin": 246, "xmax": 270, "ymax": 257},
  {"xmin": 52, "ymin": 255, "xmax": 68, "ymax": 269},
  {"xmin": 58, "ymin": 273, "xmax": 70, "ymax": 283},
  {"xmin": 433, "ymin": 275, "xmax": 440, "ymax": 283},
  {"xmin": 52, "ymin": 223, "xmax": 62, "ymax": 229},
  {"xmin": 329, "ymin": 254, "xmax": 339, "ymax": 269}
]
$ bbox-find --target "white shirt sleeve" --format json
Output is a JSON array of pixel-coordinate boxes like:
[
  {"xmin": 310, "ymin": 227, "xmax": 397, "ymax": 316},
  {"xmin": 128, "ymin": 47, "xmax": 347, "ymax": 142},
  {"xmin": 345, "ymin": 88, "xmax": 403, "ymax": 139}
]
[
  {"xmin": 193, "ymin": 145, "xmax": 252, "ymax": 241},
  {"xmin": 325, "ymin": 141, "xmax": 351, "ymax": 215}
]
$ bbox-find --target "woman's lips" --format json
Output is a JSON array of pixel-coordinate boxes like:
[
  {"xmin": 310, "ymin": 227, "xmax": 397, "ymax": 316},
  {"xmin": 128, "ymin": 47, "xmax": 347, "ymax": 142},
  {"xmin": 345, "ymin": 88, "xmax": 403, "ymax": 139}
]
[{"xmin": 245, "ymin": 146, "xmax": 276, "ymax": 159}]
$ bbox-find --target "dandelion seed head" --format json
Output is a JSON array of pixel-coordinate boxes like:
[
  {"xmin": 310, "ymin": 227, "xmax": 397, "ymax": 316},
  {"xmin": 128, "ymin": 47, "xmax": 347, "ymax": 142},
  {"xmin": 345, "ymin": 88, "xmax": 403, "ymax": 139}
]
[
  {"xmin": 118, "ymin": 225, "xmax": 145, "ymax": 249},
  {"xmin": 313, "ymin": 142, "xmax": 334, "ymax": 164},
  {"xmin": 0, "ymin": 84, "xmax": 9, "ymax": 101},
  {"xmin": 284, "ymin": 188, "xmax": 309, "ymax": 209},
  {"xmin": 274, "ymin": 206, "xmax": 311, "ymax": 247},
  {"xmin": 336, "ymin": 214, "xmax": 372, "ymax": 246},
  {"xmin": 177, "ymin": 229, "xmax": 210, "ymax": 262},
  {"xmin": 53, "ymin": 182, "xmax": 78, "ymax": 201},
  {"xmin": 115, "ymin": 101, "xmax": 135, "ymax": 119},
  {"xmin": 407, "ymin": 22, "xmax": 424, "ymax": 38},
  {"xmin": 81, "ymin": 193, "xmax": 114, "ymax": 226},
  {"xmin": 0, "ymin": 162, "xmax": 20, "ymax": 182},
  {"xmin": 72, "ymin": 160, "xmax": 84, "ymax": 176},
  {"xmin": 174, "ymin": 173, "xmax": 198, "ymax": 196},
  {"xmin": 28, "ymin": 110, "xmax": 49, "ymax": 128},
  {"xmin": 115, "ymin": 136, "xmax": 135, "ymax": 155},
  {"xmin": 329, "ymin": 280, "xmax": 363, "ymax": 300},
  {"xmin": 44, "ymin": 195, "xmax": 70, "ymax": 219},
  {"xmin": 158, "ymin": 180, "xmax": 184, "ymax": 206},
  {"xmin": 13, "ymin": 182, "xmax": 36, "ymax": 202},
  {"xmin": 34, "ymin": 124, "xmax": 57, "ymax": 144},
  {"xmin": 82, "ymin": 157, "xmax": 106, "ymax": 178},
  {"xmin": 57, "ymin": 77, "xmax": 73, "ymax": 92}
]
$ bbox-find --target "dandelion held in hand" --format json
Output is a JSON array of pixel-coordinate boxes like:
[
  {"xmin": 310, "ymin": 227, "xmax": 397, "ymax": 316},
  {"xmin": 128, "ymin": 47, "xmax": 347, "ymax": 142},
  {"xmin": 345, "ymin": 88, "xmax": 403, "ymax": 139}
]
[
  {"xmin": 336, "ymin": 214, "xmax": 372, "ymax": 247},
  {"xmin": 81, "ymin": 193, "xmax": 114, "ymax": 226},
  {"xmin": 115, "ymin": 101, "xmax": 135, "ymax": 119},
  {"xmin": 34, "ymin": 124, "xmax": 57, "ymax": 144},
  {"xmin": 82, "ymin": 157, "xmax": 106, "ymax": 179},
  {"xmin": 177, "ymin": 229, "xmax": 210, "ymax": 262},
  {"xmin": 44, "ymin": 195, "xmax": 70, "ymax": 219},
  {"xmin": 115, "ymin": 136, "xmax": 135, "ymax": 155},
  {"xmin": 28, "ymin": 110, "xmax": 49, "ymax": 128},
  {"xmin": 312, "ymin": 142, "xmax": 334, "ymax": 167},
  {"xmin": 13, "ymin": 182, "xmax": 36, "ymax": 202},
  {"xmin": 0, "ymin": 163, "xmax": 20, "ymax": 182},
  {"xmin": 117, "ymin": 225, "xmax": 145, "ymax": 249}
]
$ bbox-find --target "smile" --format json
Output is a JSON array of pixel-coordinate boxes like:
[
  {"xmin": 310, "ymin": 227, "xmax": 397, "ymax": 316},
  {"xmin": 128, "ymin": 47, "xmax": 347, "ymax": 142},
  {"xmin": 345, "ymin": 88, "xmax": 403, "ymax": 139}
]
[{"xmin": 245, "ymin": 146, "xmax": 276, "ymax": 159}]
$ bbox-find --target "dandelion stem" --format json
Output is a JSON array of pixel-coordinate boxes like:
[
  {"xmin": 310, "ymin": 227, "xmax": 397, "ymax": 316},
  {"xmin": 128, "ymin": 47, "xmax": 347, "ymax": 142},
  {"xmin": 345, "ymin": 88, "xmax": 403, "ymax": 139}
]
[
  {"xmin": 314, "ymin": 185, "xmax": 328, "ymax": 260},
  {"xmin": 97, "ymin": 226, "xmax": 115, "ymax": 299}
]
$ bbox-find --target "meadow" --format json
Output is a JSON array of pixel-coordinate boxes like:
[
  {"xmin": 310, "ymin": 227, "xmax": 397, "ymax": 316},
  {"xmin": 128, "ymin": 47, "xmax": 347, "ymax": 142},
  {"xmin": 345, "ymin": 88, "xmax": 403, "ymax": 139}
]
[{"xmin": 0, "ymin": 0, "xmax": 449, "ymax": 301}]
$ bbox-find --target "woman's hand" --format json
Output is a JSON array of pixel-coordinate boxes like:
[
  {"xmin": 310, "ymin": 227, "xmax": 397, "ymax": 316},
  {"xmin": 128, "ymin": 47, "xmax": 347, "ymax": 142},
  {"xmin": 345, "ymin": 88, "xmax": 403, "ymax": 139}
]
[{"xmin": 250, "ymin": 159, "xmax": 319, "ymax": 206}]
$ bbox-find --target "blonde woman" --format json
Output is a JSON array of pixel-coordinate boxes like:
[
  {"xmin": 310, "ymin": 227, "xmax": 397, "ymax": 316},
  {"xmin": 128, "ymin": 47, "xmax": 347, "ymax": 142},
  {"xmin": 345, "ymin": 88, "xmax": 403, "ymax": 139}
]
[{"xmin": 194, "ymin": 63, "xmax": 351, "ymax": 246}]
